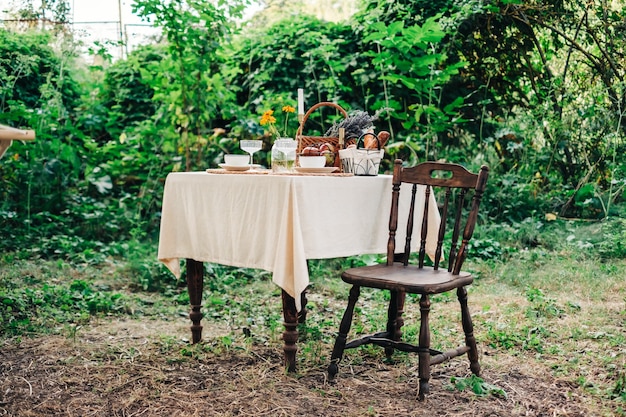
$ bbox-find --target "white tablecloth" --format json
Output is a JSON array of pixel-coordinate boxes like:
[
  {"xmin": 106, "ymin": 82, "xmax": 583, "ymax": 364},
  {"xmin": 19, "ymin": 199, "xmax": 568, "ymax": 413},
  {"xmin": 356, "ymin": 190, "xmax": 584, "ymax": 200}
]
[{"xmin": 157, "ymin": 172, "xmax": 440, "ymax": 311}]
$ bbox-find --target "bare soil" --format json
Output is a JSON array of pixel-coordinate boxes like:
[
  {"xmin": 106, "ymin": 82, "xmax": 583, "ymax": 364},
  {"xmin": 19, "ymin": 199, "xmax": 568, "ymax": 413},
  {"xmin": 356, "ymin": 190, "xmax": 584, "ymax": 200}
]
[{"xmin": 0, "ymin": 317, "xmax": 610, "ymax": 417}]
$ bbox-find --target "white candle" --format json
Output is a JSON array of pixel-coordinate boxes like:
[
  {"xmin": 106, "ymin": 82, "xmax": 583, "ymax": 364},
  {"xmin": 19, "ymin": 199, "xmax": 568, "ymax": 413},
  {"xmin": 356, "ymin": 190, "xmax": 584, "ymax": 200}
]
[{"xmin": 297, "ymin": 88, "xmax": 305, "ymax": 115}]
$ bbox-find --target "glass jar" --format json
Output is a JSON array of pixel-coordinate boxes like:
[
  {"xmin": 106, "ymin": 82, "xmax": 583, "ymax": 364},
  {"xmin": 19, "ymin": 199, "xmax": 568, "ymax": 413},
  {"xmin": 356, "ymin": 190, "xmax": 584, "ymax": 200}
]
[{"xmin": 271, "ymin": 138, "xmax": 297, "ymax": 173}]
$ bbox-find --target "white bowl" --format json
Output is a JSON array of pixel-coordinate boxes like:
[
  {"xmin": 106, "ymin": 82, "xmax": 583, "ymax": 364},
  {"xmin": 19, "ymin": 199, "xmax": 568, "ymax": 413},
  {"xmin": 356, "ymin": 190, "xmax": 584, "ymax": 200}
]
[
  {"xmin": 299, "ymin": 155, "xmax": 326, "ymax": 168},
  {"xmin": 224, "ymin": 154, "xmax": 250, "ymax": 166}
]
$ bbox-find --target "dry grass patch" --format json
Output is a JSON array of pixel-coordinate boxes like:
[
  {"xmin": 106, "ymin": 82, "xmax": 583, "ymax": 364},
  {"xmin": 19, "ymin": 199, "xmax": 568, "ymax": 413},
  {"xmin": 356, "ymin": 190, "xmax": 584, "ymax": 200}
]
[
  {"xmin": 1, "ymin": 242, "xmax": 624, "ymax": 416},
  {"xmin": 0, "ymin": 325, "xmax": 612, "ymax": 417}
]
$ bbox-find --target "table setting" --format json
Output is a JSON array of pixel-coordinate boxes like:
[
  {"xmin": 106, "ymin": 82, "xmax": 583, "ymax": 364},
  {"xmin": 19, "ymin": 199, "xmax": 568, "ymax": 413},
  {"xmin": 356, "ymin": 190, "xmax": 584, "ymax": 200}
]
[
  {"xmin": 158, "ymin": 172, "xmax": 440, "ymax": 371},
  {"xmin": 158, "ymin": 99, "xmax": 439, "ymax": 371}
]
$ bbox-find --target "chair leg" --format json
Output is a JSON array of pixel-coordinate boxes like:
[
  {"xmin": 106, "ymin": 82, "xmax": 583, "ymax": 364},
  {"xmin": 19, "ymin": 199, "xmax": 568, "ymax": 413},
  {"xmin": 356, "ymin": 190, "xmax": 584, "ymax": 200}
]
[
  {"xmin": 418, "ymin": 294, "xmax": 431, "ymax": 401},
  {"xmin": 384, "ymin": 290, "xmax": 405, "ymax": 358},
  {"xmin": 457, "ymin": 286, "xmax": 480, "ymax": 376},
  {"xmin": 328, "ymin": 285, "xmax": 361, "ymax": 379}
]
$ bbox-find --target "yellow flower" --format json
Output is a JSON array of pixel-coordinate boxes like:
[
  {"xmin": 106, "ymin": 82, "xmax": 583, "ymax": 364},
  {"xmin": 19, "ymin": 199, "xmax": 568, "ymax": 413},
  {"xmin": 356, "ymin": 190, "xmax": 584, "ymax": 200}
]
[
  {"xmin": 260, "ymin": 110, "xmax": 277, "ymax": 126},
  {"xmin": 260, "ymin": 105, "xmax": 296, "ymax": 138}
]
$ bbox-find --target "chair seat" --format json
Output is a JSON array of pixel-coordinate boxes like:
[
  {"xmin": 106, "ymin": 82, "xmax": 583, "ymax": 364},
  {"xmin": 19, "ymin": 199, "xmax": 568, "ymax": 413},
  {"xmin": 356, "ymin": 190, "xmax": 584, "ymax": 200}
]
[{"xmin": 341, "ymin": 264, "xmax": 473, "ymax": 294}]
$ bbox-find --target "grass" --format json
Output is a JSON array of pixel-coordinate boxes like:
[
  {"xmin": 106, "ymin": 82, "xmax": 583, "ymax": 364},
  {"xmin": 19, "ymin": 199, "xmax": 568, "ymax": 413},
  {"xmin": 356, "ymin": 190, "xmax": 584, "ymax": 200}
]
[{"xmin": 1, "ymin": 216, "xmax": 625, "ymax": 415}]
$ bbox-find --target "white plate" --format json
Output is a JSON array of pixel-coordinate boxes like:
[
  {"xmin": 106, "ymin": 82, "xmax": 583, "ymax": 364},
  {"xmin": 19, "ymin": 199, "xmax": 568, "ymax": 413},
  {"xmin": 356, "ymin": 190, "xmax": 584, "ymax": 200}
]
[
  {"xmin": 219, "ymin": 163, "xmax": 251, "ymax": 171},
  {"xmin": 294, "ymin": 167, "xmax": 339, "ymax": 173}
]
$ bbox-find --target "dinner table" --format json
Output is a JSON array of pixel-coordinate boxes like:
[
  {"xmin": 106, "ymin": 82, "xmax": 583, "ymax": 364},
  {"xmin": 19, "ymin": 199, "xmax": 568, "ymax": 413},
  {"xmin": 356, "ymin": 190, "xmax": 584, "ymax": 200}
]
[{"xmin": 157, "ymin": 168, "xmax": 440, "ymax": 372}]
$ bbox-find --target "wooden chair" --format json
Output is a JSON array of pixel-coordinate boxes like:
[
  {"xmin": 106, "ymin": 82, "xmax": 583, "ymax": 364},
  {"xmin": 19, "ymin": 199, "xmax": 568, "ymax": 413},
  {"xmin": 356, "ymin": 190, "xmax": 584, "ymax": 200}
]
[{"xmin": 327, "ymin": 159, "xmax": 489, "ymax": 400}]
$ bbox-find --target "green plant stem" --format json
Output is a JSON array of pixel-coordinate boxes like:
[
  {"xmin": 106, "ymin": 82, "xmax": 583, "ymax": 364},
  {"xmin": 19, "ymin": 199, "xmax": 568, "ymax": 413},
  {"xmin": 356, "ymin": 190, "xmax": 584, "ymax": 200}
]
[{"xmin": 605, "ymin": 94, "xmax": 625, "ymax": 219}]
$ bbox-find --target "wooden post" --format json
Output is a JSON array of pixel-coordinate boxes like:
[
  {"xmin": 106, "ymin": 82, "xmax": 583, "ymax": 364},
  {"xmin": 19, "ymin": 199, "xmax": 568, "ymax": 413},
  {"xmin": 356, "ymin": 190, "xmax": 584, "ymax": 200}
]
[
  {"xmin": 186, "ymin": 259, "xmax": 204, "ymax": 344},
  {"xmin": 281, "ymin": 290, "xmax": 299, "ymax": 372}
]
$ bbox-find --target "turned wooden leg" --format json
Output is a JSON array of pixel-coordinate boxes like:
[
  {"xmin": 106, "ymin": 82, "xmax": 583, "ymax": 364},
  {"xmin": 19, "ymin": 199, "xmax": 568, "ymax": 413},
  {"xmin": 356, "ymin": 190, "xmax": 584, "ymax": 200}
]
[
  {"xmin": 186, "ymin": 258, "xmax": 204, "ymax": 344},
  {"xmin": 384, "ymin": 290, "xmax": 406, "ymax": 357},
  {"xmin": 298, "ymin": 289, "xmax": 308, "ymax": 324},
  {"xmin": 418, "ymin": 294, "xmax": 431, "ymax": 400},
  {"xmin": 328, "ymin": 285, "xmax": 360, "ymax": 379},
  {"xmin": 458, "ymin": 286, "xmax": 481, "ymax": 376},
  {"xmin": 281, "ymin": 289, "xmax": 299, "ymax": 373},
  {"xmin": 395, "ymin": 291, "xmax": 406, "ymax": 341}
]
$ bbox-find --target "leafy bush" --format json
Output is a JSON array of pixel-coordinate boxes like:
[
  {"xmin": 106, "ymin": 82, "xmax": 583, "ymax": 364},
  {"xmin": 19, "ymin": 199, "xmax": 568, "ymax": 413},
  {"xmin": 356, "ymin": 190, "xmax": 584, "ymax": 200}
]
[
  {"xmin": 0, "ymin": 29, "xmax": 80, "ymax": 120},
  {"xmin": 0, "ymin": 278, "xmax": 128, "ymax": 336},
  {"xmin": 2, "ymin": 0, "xmax": 626, "ymax": 269},
  {"xmin": 467, "ymin": 238, "xmax": 505, "ymax": 261},
  {"xmin": 525, "ymin": 287, "xmax": 565, "ymax": 319},
  {"xmin": 597, "ymin": 218, "xmax": 626, "ymax": 260}
]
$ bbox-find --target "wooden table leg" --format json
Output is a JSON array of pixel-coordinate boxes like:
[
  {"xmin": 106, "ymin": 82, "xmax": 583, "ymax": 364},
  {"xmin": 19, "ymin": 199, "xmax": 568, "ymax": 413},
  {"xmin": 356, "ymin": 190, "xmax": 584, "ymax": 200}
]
[
  {"xmin": 186, "ymin": 260, "xmax": 304, "ymax": 371},
  {"xmin": 298, "ymin": 290, "xmax": 308, "ymax": 324},
  {"xmin": 281, "ymin": 289, "xmax": 299, "ymax": 372},
  {"xmin": 186, "ymin": 258, "xmax": 204, "ymax": 343}
]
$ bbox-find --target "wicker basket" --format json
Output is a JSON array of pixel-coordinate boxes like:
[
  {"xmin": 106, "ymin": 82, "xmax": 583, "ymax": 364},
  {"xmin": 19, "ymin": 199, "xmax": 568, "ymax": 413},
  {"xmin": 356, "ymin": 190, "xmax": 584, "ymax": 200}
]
[
  {"xmin": 339, "ymin": 132, "xmax": 385, "ymax": 176},
  {"xmin": 295, "ymin": 102, "xmax": 355, "ymax": 170}
]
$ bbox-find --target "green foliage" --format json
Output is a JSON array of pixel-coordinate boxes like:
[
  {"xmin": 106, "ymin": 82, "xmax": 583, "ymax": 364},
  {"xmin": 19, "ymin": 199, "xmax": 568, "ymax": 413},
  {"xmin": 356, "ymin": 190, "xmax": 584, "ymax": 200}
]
[
  {"xmin": 467, "ymin": 238, "xmax": 505, "ymax": 261},
  {"xmin": 484, "ymin": 322, "xmax": 552, "ymax": 353},
  {"xmin": 482, "ymin": 172, "xmax": 557, "ymax": 222},
  {"xmin": 227, "ymin": 14, "xmax": 363, "ymax": 111},
  {"xmin": 0, "ymin": 29, "xmax": 80, "ymax": 118},
  {"xmin": 2, "ymin": 0, "xmax": 626, "ymax": 269},
  {"xmin": 362, "ymin": 16, "xmax": 468, "ymax": 161},
  {"xmin": 525, "ymin": 287, "xmax": 565, "ymax": 319},
  {"xmin": 132, "ymin": 0, "xmax": 250, "ymax": 171},
  {"xmin": 114, "ymin": 235, "xmax": 180, "ymax": 292},
  {"xmin": 0, "ymin": 29, "xmax": 113, "ymax": 255},
  {"xmin": 612, "ymin": 372, "xmax": 626, "ymax": 402},
  {"xmin": 2, "ymin": 0, "xmax": 70, "ymax": 25},
  {"xmin": 0, "ymin": 278, "xmax": 127, "ymax": 336},
  {"xmin": 83, "ymin": 44, "xmax": 165, "ymax": 142},
  {"xmin": 448, "ymin": 374, "xmax": 507, "ymax": 398},
  {"xmin": 597, "ymin": 218, "xmax": 626, "ymax": 259}
]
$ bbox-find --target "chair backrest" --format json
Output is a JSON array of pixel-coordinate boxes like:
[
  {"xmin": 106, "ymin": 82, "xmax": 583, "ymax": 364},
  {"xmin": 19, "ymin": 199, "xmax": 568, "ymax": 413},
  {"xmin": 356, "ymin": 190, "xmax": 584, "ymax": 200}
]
[{"xmin": 387, "ymin": 160, "xmax": 489, "ymax": 275}]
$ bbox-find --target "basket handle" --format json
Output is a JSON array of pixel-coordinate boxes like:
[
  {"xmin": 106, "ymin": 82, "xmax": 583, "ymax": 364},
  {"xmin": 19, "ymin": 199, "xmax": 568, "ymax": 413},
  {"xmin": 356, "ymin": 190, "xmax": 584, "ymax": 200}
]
[
  {"xmin": 356, "ymin": 132, "xmax": 381, "ymax": 150},
  {"xmin": 296, "ymin": 102, "xmax": 348, "ymax": 137}
]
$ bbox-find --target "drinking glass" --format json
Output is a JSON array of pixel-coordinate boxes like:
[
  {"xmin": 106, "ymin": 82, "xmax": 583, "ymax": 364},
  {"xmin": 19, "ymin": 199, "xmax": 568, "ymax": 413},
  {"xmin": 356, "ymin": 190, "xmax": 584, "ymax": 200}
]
[{"xmin": 240, "ymin": 140, "xmax": 263, "ymax": 167}]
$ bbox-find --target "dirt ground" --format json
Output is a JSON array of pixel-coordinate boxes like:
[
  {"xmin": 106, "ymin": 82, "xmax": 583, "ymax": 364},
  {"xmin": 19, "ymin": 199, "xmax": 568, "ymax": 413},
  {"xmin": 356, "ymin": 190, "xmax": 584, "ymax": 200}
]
[{"xmin": 1, "ymin": 316, "xmax": 612, "ymax": 417}]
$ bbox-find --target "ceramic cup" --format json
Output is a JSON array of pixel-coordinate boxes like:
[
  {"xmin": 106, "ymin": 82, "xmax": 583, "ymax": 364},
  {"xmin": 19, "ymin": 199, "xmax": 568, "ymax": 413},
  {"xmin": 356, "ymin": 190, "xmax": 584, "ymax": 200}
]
[
  {"xmin": 299, "ymin": 155, "xmax": 326, "ymax": 168},
  {"xmin": 224, "ymin": 154, "xmax": 250, "ymax": 166}
]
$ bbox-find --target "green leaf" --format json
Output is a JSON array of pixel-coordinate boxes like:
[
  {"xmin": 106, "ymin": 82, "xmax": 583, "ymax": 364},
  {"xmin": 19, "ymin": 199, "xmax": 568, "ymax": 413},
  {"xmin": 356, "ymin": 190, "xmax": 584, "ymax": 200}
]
[{"xmin": 450, "ymin": 375, "xmax": 507, "ymax": 398}]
